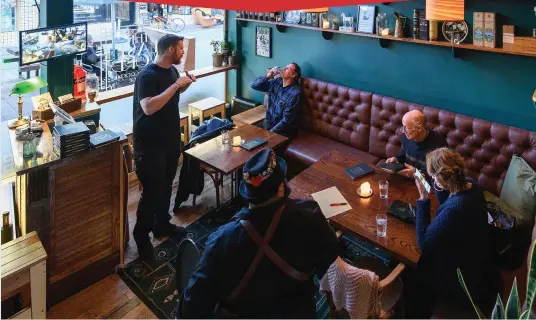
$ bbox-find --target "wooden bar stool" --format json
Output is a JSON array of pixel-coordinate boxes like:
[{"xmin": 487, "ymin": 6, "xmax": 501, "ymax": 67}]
[
  {"xmin": 188, "ymin": 97, "xmax": 226, "ymax": 130},
  {"xmin": 1, "ymin": 231, "xmax": 47, "ymax": 319},
  {"xmin": 180, "ymin": 112, "xmax": 189, "ymax": 144}
]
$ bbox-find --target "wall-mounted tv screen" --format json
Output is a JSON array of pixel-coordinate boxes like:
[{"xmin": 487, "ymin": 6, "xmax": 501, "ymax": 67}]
[{"xmin": 19, "ymin": 22, "xmax": 88, "ymax": 66}]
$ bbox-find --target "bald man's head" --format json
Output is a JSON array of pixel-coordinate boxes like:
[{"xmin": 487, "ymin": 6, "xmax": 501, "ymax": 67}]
[
  {"xmin": 402, "ymin": 110, "xmax": 426, "ymax": 127},
  {"xmin": 402, "ymin": 110, "xmax": 427, "ymax": 141}
]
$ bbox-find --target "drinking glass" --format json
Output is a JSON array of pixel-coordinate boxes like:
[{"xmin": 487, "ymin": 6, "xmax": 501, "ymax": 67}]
[
  {"xmin": 376, "ymin": 214, "xmax": 387, "ymax": 237},
  {"xmin": 221, "ymin": 130, "xmax": 229, "ymax": 144},
  {"xmin": 379, "ymin": 180, "xmax": 389, "ymax": 199}
]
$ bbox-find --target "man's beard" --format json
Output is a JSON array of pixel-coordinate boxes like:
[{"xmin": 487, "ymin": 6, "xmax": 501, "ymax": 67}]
[{"xmin": 173, "ymin": 56, "xmax": 182, "ymax": 65}]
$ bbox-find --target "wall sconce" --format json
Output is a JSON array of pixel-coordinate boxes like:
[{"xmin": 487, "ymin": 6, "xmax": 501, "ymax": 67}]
[
  {"xmin": 533, "ymin": 89, "xmax": 536, "ymax": 108},
  {"xmin": 426, "ymin": 0, "xmax": 465, "ymax": 21}
]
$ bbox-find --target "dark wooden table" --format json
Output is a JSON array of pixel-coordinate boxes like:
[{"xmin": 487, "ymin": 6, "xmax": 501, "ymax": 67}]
[
  {"xmin": 288, "ymin": 151, "xmax": 438, "ymax": 267},
  {"xmin": 185, "ymin": 124, "xmax": 288, "ymax": 206}
]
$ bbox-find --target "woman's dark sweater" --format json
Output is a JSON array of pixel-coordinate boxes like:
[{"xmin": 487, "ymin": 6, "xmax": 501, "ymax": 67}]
[{"xmin": 415, "ymin": 178, "xmax": 499, "ymax": 304}]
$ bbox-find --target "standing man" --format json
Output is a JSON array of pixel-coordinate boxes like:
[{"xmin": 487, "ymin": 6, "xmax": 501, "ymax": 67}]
[
  {"xmin": 386, "ymin": 110, "xmax": 448, "ymax": 177},
  {"xmin": 251, "ymin": 63, "xmax": 302, "ymax": 138},
  {"xmin": 132, "ymin": 34, "xmax": 196, "ymax": 260}
]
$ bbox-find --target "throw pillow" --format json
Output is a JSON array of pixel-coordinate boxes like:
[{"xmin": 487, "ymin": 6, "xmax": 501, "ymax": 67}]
[{"xmin": 500, "ymin": 155, "xmax": 536, "ymax": 223}]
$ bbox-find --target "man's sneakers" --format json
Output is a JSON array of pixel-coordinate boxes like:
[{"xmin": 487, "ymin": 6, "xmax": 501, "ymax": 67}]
[{"xmin": 153, "ymin": 223, "xmax": 187, "ymax": 240}]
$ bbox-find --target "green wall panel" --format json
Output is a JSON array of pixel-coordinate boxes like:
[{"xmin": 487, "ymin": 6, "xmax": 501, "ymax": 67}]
[{"xmin": 228, "ymin": 1, "xmax": 536, "ymax": 131}]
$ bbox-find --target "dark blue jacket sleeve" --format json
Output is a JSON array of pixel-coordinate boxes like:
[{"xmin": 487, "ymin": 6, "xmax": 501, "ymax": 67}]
[
  {"xmin": 416, "ymin": 199, "xmax": 457, "ymax": 252},
  {"xmin": 308, "ymin": 204, "xmax": 339, "ymax": 279},
  {"xmin": 395, "ymin": 137, "xmax": 407, "ymax": 163},
  {"xmin": 177, "ymin": 232, "xmax": 222, "ymax": 318},
  {"xmin": 251, "ymin": 75, "xmax": 273, "ymax": 93},
  {"xmin": 270, "ymin": 91, "xmax": 300, "ymax": 135}
]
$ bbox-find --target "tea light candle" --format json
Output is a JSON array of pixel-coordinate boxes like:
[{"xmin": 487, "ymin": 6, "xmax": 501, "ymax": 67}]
[
  {"xmin": 323, "ymin": 20, "xmax": 330, "ymax": 29},
  {"xmin": 233, "ymin": 136, "xmax": 242, "ymax": 146},
  {"xmin": 360, "ymin": 182, "xmax": 372, "ymax": 197},
  {"xmin": 381, "ymin": 28, "xmax": 390, "ymax": 36}
]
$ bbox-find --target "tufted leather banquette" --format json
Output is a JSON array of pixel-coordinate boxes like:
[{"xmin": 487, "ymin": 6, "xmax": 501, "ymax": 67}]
[{"xmin": 285, "ymin": 77, "xmax": 536, "ymax": 196}]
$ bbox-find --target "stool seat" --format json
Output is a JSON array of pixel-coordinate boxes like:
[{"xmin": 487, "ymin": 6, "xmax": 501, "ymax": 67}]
[
  {"xmin": 1, "ymin": 231, "xmax": 47, "ymax": 319},
  {"xmin": 188, "ymin": 97, "xmax": 226, "ymax": 130}
]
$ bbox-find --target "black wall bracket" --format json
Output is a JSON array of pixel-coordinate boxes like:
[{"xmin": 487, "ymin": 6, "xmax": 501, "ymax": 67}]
[
  {"xmin": 276, "ymin": 24, "xmax": 286, "ymax": 33},
  {"xmin": 237, "ymin": 20, "xmax": 248, "ymax": 27},
  {"xmin": 322, "ymin": 31, "xmax": 334, "ymax": 40},
  {"xmin": 379, "ymin": 38, "xmax": 390, "ymax": 48}
]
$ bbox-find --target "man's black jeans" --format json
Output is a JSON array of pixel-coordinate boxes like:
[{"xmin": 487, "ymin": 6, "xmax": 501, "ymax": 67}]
[{"xmin": 133, "ymin": 148, "xmax": 180, "ymax": 245}]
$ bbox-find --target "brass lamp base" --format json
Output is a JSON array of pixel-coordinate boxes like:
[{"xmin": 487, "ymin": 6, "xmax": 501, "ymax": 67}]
[{"xmin": 7, "ymin": 117, "xmax": 29, "ymax": 129}]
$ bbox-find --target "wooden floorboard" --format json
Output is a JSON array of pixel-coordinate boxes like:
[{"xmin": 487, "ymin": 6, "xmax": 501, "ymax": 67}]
[{"xmin": 47, "ymin": 169, "xmax": 232, "ymax": 319}]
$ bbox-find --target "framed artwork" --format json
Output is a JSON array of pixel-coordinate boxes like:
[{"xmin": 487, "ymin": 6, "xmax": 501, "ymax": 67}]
[
  {"xmin": 255, "ymin": 26, "xmax": 271, "ymax": 58},
  {"xmin": 357, "ymin": 5, "xmax": 376, "ymax": 34}
]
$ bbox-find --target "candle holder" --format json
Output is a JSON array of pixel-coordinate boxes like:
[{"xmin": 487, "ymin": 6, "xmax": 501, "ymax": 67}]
[{"xmin": 357, "ymin": 182, "xmax": 373, "ymax": 198}]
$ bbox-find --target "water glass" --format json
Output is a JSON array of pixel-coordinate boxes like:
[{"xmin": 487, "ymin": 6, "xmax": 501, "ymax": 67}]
[
  {"xmin": 376, "ymin": 214, "xmax": 387, "ymax": 237},
  {"xmin": 379, "ymin": 180, "xmax": 389, "ymax": 199},
  {"xmin": 221, "ymin": 130, "xmax": 229, "ymax": 144}
]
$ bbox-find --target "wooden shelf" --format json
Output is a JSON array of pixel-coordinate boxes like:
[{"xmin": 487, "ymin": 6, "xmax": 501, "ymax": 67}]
[
  {"xmin": 236, "ymin": 18, "xmax": 536, "ymax": 59},
  {"xmin": 95, "ymin": 64, "xmax": 239, "ymax": 105}
]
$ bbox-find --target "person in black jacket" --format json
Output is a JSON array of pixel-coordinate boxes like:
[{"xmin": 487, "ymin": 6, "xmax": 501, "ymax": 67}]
[{"xmin": 175, "ymin": 148, "xmax": 339, "ymax": 318}]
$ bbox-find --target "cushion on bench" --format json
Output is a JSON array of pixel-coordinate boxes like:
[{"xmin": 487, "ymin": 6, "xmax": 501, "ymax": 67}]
[{"xmin": 285, "ymin": 130, "xmax": 380, "ymax": 167}]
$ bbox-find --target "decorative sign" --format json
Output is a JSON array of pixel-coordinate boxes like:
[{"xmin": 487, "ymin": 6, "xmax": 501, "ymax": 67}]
[
  {"xmin": 31, "ymin": 92, "xmax": 53, "ymax": 111},
  {"xmin": 255, "ymin": 26, "xmax": 271, "ymax": 58},
  {"xmin": 357, "ymin": 5, "xmax": 376, "ymax": 34}
]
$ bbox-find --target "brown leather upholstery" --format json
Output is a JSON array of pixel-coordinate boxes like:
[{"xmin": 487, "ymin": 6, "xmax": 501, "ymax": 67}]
[
  {"xmin": 369, "ymin": 93, "xmax": 536, "ymax": 195},
  {"xmin": 284, "ymin": 77, "xmax": 536, "ymax": 196},
  {"xmin": 286, "ymin": 130, "xmax": 380, "ymax": 167}
]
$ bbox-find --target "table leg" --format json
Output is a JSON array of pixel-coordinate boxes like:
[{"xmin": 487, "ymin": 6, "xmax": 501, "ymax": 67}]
[
  {"xmin": 184, "ymin": 121, "xmax": 189, "ymax": 143},
  {"xmin": 215, "ymin": 172, "xmax": 220, "ymax": 208},
  {"xmin": 222, "ymin": 105, "xmax": 226, "ymax": 121},
  {"xmin": 188, "ymin": 106, "xmax": 194, "ymax": 131}
]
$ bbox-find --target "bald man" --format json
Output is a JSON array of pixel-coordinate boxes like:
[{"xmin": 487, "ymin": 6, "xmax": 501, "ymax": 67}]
[{"xmin": 386, "ymin": 110, "xmax": 448, "ymax": 177}]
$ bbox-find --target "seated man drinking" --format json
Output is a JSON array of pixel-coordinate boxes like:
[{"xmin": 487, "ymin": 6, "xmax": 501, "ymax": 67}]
[
  {"xmin": 175, "ymin": 148, "xmax": 339, "ymax": 318},
  {"xmin": 386, "ymin": 110, "xmax": 448, "ymax": 177},
  {"xmin": 251, "ymin": 63, "xmax": 302, "ymax": 138}
]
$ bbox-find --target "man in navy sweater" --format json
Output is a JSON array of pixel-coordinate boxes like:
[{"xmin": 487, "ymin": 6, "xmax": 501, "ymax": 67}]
[
  {"xmin": 251, "ymin": 63, "xmax": 302, "ymax": 138},
  {"xmin": 386, "ymin": 110, "xmax": 448, "ymax": 177}
]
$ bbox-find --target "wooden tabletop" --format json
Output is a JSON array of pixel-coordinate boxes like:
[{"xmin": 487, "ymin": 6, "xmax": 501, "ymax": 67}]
[
  {"xmin": 189, "ymin": 97, "xmax": 225, "ymax": 111},
  {"xmin": 231, "ymin": 105, "xmax": 266, "ymax": 126},
  {"xmin": 180, "ymin": 112, "xmax": 188, "ymax": 120},
  {"xmin": 1, "ymin": 231, "xmax": 47, "ymax": 279},
  {"xmin": 185, "ymin": 124, "xmax": 288, "ymax": 175},
  {"xmin": 288, "ymin": 151, "xmax": 438, "ymax": 267}
]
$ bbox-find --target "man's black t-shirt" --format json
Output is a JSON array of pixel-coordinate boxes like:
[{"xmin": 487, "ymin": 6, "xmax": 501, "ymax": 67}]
[{"xmin": 133, "ymin": 63, "xmax": 181, "ymax": 154}]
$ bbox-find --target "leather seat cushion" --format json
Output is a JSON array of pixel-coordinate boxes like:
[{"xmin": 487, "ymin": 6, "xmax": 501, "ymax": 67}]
[{"xmin": 285, "ymin": 130, "xmax": 380, "ymax": 167}]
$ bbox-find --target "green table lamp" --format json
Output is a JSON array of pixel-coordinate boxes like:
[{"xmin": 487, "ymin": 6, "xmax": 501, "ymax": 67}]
[{"xmin": 8, "ymin": 76, "xmax": 48, "ymax": 129}]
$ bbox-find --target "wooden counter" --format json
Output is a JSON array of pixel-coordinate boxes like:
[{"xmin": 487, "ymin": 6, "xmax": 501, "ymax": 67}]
[
  {"xmin": 4, "ymin": 118, "xmax": 127, "ymax": 307},
  {"xmin": 95, "ymin": 64, "xmax": 239, "ymax": 105}
]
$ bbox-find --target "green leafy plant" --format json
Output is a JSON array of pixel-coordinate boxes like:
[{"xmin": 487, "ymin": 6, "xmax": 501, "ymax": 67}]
[
  {"xmin": 210, "ymin": 40, "xmax": 221, "ymax": 54},
  {"xmin": 231, "ymin": 49, "xmax": 237, "ymax": 56},
  {"xmin": 458, "ymin": 240, "xmax": 536, "ymax": 319},
  {"xmin": 221, "ymin": 40, "xmax": 228, "ymax": 50}
]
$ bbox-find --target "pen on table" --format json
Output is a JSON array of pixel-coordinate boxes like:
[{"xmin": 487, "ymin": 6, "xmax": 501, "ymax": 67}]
[{"xmin": 330, "ymin": 202, "xmax": 348, "ymax": 207}]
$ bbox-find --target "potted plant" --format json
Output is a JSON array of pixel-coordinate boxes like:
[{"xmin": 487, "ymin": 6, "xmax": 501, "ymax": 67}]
[
  {"xmin": 221, "ymin": 40, "xmax": 229, "ymax": 60},
  {"xmin": 228, "ymin": 49, "xmax": 238, "ymax": 66},
  {"xmin": 210, "ymin": 40, "xmax": 223, "ymax": 67},
  {"xmin": 458, "ymin": 240, "xmax": 536, "ymax": 319}
]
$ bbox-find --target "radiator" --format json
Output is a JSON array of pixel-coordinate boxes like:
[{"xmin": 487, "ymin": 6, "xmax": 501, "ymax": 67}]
[{"xmin": 232, "ymin": 96, "xmax": 261, "ymax": 116}]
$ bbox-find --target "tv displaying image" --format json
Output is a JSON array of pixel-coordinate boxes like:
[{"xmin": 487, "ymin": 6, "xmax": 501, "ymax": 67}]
[{"xmin": 19, "ymin": 22, "xmax": 87, "ymax": 66}]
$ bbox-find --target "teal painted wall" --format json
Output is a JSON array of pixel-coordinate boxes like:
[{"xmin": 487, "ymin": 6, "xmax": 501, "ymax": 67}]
[{"xmin": 228, "ymin": 1, "xmax": 536, "ymax": 131}]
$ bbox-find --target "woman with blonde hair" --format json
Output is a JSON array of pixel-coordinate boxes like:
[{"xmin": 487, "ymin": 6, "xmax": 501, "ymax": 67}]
[{"xmin": 407, "ymin": 147, "xmax": 499, "ymax": 318}]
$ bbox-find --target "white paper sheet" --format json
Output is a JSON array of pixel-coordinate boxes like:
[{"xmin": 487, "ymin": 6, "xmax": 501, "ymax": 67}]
[{"xmin": 311, "ymin": 186, "xmax": 352, "ymax": 219}]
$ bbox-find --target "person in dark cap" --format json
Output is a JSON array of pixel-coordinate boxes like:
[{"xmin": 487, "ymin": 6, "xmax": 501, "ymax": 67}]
[{"xmin": 175, "ymin": 148, "xmax": 339, "ymax": 318}]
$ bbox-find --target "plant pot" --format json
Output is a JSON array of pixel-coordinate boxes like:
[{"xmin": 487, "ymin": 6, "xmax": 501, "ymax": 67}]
[
  {"xmin": 212, "ymin": 53, "xmax": 223, "ymax": 67},
  {"xmin": 222, "ymin": 48, "xmax": 229, "ymax": 60},
  {"xmin": 228, "ymin": 56, "xmax": 237, "ymax": 66}
]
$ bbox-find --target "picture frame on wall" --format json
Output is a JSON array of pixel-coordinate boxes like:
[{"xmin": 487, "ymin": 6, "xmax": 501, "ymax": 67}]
[
  {"xmin": 256, "ymin": 26, "xmax": 272, "ymax": 58},
  {"xmin": 357, "ymin": 5, "xmax": 376, "ymax": 34}
]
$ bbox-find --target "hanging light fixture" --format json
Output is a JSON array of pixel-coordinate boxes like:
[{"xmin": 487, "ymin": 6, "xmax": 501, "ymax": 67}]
[{"xmin": 426, "ymin": 0, "xmax": 465, "ymax": 21}]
